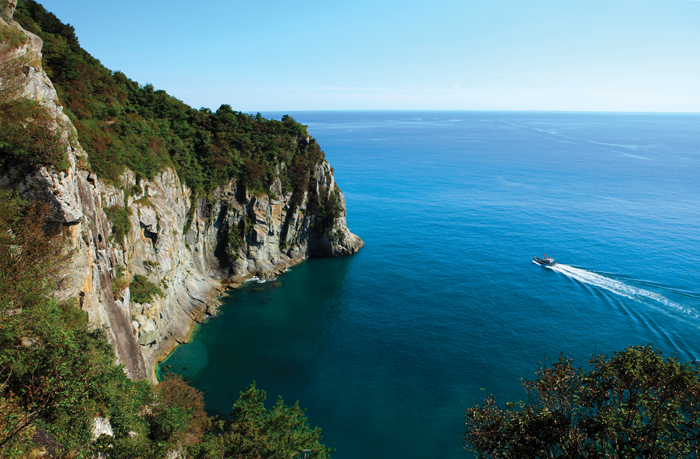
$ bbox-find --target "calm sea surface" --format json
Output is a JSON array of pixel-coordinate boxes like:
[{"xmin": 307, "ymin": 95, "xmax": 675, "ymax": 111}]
[{"xmin": 160, "ymin": 111, "xmax": 700, "ymax": 458}]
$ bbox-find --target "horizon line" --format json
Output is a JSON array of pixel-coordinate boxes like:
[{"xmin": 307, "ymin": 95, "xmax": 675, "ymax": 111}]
[{"xmin": 244, "ymin": 109, "xmax": 700, "ymax": 115}]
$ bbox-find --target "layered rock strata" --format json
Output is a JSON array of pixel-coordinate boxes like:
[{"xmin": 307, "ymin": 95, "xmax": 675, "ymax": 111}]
[{"xmin": 1, "ymin": 10, "xmax": 362, "ymax": 381}]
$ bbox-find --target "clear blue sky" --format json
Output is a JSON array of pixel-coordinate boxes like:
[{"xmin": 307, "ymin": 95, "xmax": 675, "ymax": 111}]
[{"xmin": 37, "ymin": 0, "xmax": 700, "ymax": 112}]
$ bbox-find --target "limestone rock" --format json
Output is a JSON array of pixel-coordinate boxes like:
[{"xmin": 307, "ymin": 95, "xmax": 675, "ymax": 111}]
[{"xmin": 139, "ymin": 205, "xmax": 158, "ymax": 232}]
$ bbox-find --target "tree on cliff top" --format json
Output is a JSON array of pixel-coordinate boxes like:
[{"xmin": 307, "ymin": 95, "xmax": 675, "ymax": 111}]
[
  {"xmin": 463, "ymin": 346, "xmax": 700, "ymax": 459},
  {"xmin": 11, "ymin": 0, "xmax": 321, "ymax": 199}
]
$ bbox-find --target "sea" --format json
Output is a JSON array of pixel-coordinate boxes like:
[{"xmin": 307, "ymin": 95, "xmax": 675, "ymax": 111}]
[{"xmin": 159, "ymin": 111, "xmax": 700, "ymax": 458}]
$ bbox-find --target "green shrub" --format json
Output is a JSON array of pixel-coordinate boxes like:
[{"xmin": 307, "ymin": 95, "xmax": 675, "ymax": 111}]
[
  {"xmin": 103, "ymin": 204, "xmax": 131, "ymax": 242},
  {"xmin": 0, "ymin": 22, "xmax": 28, "ymax": 49},
  {"xmin": 134, "ymin": 195, "xmax": 153, "ymax": 208},
  {"xmin": 226, "ymin": 224, "xmax": 243, "ymax": 258},
  {"xmin": 182, "ymin": 195, "xmax": 197, "ymax": 233},
  {"xmin": 111, "ymin": 266, "xmax": 130, "ymax": 298},
  {"xmin": 130, "ymin": 274, "xmax": 162, "ymax": 304},
  {"xmin": 226, "ymin": 216, "xmax": 252, "ymax": 258}
]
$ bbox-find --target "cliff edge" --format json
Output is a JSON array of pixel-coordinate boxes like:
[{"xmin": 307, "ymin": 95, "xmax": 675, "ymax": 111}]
[{"xmin": 0, "ymin": 6, "xmax": 362, "ymax": 381}]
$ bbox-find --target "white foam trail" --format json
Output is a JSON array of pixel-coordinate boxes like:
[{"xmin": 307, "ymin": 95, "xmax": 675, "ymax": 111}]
[{"xmin": 550, "ymin": 264, "xmax": 699, "ymax": 319}]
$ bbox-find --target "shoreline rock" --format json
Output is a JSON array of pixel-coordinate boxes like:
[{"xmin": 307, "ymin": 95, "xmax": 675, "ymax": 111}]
[{"xmin": 150, "ymin": 254, "xmax": 311, "ymax": 381}]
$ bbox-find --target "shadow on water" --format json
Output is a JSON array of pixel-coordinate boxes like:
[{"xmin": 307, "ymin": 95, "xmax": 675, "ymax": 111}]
[{"xmin": 158, "ymin": 256, "xmax": 354, "ymax": 416}]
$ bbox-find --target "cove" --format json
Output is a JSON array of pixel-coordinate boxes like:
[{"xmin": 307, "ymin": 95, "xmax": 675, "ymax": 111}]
[{"xmin": 161, "ymin": 111, "xmax": 700, "ymax": 459}]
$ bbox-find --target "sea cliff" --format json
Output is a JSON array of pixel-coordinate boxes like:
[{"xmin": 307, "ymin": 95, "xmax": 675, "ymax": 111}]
[{"xmin": 0, "ymin": 3, "xmax": 362, "ymax": 382}]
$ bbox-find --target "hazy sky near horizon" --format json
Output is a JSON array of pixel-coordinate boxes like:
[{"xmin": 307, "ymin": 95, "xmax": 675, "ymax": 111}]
[{"xmin": 36, "ymin": 0, "xmax": 700, "ymax": 112}]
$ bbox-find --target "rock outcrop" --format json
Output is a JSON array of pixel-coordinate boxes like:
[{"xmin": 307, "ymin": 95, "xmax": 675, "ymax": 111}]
[
  {"xmin": 0, "ymin": 1, "xmax": 16, "ymax": 24},
  {"xmin": 0, "ymin": 9, "xmax": 362, "ymax": 381}
]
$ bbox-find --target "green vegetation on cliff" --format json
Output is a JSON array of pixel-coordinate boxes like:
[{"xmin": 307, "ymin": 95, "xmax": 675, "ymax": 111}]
[
  {"xmin": 0, "ymin": 22, "xmax": 28, "ymax": 50},
  {"xmin": 0, "ymin": 98, "xmax": 69, "ymax": 173},
  {"xmin": 0, "ymin": 191, "xmax": 332, "ymax": 457},
  {"xmin": 11, "ymin": 0, "xmax": 326, "ymax": 200},
  {"xmin": 103, "ymin": 204, "xmax": 131, "ymax": 243},
  {"xmin": 130, "ymin": 274, "xmax": 163, "ymax": 304}
]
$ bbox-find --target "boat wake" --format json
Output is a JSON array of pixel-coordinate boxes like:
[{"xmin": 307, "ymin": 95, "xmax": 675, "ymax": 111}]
[{"xmin": 550, "ymin": 264, "xmax": 699, "ymax": 320}]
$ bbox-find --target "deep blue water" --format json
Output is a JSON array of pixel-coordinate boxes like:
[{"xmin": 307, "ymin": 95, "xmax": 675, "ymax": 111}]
[{"xmin": 160, "ymin": 111, "xmax": 700, "ymax": 458}]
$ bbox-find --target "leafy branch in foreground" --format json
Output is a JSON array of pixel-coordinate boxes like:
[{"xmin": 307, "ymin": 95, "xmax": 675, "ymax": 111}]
[
  {"xmin": 186, "ymin": 382, "xmax": 334, "ymax": 459},
  {"xmin": 463, "ymin": 345, "xmax": 700, "ymax": 459}
]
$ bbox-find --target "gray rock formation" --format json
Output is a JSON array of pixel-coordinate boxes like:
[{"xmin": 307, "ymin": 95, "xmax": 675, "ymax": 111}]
[
  {"xmin": 0, "ymin": 0, "xmax": 16, "ymax": 24},
  {"xmin": 0, "ymin": 14, "xmax": 362, "ymax": 382}
]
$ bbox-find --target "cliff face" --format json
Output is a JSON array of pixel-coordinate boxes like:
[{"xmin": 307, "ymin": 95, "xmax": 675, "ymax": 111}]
[{"xmin": 0, "ymin": 10, "xmax": 362, "ymax": 381}]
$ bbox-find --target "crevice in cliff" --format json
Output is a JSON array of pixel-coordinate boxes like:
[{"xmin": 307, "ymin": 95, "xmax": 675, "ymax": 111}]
[
  {"xmin": 141, "ymin": 222, "xmax": 158, "ymax": 245},
  {"xmin": 279, "ymin": 198, "xmax": 297, "ymax": 251},
  {"xmin": 213, "ymin": 203, "xmax": 233, "ymax": 271}
]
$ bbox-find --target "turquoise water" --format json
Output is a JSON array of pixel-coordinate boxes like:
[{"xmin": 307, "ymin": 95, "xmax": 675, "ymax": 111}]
[{"xmin": 160, "ymin": 111, "xmax": 700, "ymax": 458}]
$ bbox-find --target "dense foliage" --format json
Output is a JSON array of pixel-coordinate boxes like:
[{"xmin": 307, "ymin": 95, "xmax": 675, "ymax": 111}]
[
  {"xmin": 0, "ymin": 98, "xmax": 69, "ymax": 173},
  {"xmin": 463, "ymin": 346, "xmax": 700, "ymax": 459},
  {"xmin": 12, "ymin": 0, "xmax": 326, "ymax": 200},
  {"xmin": 0, "ymin": 191, "xmax": 332, "ymax": 457}
]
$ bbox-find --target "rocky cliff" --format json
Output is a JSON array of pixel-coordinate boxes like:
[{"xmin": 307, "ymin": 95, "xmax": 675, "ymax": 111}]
[{"xmin": 0, "ymin": 7, "xmax": 362, "ymax": 381}]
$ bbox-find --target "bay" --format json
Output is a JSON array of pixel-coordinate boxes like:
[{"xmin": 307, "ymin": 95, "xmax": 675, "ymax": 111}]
[{"xmin": 160, "ymin": 111, "xmax": 700, "ymax": 458}]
